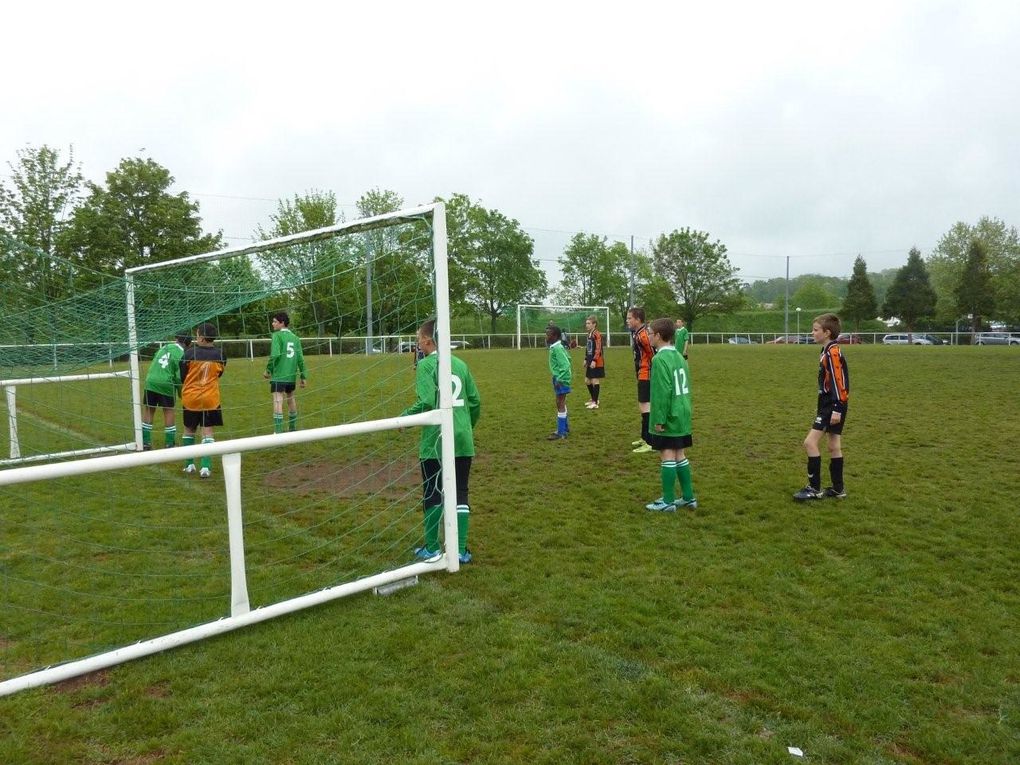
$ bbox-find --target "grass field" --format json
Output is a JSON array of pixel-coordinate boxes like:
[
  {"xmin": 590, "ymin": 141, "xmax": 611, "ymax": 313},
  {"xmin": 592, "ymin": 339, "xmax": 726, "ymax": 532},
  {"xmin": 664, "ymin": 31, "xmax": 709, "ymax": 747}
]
[{"xmin": 2, "ymin": 344, "xmax": 1019, "ymax": 764}]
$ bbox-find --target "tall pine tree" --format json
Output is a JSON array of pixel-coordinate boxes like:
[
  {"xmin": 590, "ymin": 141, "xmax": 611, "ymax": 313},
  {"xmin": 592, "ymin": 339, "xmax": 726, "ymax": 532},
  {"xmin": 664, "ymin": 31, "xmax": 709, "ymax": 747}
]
[
  {"xmin": 841, "ymin": 256, "xmax": 878, "ymax": 331},
  {"xmin": 882, "ymin": 248, "xmax": 937, "ymax": 338}
]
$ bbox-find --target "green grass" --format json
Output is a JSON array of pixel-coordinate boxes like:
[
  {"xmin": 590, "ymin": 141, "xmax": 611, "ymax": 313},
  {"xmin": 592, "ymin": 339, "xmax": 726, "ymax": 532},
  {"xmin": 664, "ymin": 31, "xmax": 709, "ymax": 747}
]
[{"xmin": 2, "ymin": 345, "xmax": 1019, "ymax": 763}]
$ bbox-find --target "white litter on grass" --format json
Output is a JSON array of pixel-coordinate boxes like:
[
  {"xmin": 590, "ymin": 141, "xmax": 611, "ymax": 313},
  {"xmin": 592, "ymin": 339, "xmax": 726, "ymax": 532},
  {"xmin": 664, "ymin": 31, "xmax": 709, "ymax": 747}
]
[{"xmin": 787, "ymin": 746, "xmax": 804, "ymax": 757}]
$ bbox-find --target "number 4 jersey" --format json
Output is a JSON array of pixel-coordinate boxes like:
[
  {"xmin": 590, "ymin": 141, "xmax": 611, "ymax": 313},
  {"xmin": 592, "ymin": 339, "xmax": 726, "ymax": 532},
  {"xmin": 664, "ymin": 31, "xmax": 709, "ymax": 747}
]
[
  {"xmin": 649, "ymin": 345, "xmax": 692, "ymax": 437},
  {"xmin": 144, "ymin": 341, "xmax": 187, "ymax": 398}
]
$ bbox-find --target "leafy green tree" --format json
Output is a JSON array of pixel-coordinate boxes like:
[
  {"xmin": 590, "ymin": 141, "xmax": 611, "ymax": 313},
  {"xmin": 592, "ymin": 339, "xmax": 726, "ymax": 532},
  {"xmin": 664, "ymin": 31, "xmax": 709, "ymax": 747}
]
[
  {"xmin": 440, "ymin": 194, "xmax": 546, "ymax": 332},
  {"xmin": 882, "ymin": 248, "xmax": 937, "ymax": 336},
  {"xmin": 556, "ymin": 234, "xmax": 632, "ymax": 322},
  {"xmin": 652, "ymin": 227, "xmax": 742, "ymax": 328},
  {"xmin": 928, "ymin": 217, "xmax": 1020, "ymax": 323},
  {"xmin": 954, "ymin": 239, "xmax": 995, "ymax": 333},
  {"xmin": 63, "ymin": 157, "xmax": 220, "ymax": 283},
  {"xmin": 840, "ymin": 256, "xmax": 878, "ymax": 331},
  {"xmin": 0, "ymin": 144, "xmax": 84, "ymax": 301},
  {"xmin": 791, "ymin": 279, "xmax": 836, "ymax": 311}
]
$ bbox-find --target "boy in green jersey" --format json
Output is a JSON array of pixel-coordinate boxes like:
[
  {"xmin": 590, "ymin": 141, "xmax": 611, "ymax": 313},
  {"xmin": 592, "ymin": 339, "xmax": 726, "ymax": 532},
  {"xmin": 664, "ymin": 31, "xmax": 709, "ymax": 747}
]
[
  {"xmin": 401, "ymin": 318, "xmax": 481, "ymax": 564},
  {"xmin": 546, "ymin": 324, "xmax": 572, "ymax": 440},
  {"xmin": 263, "ymin": 312, "xmax": 307, "ymax": 433},
  {"xmin": 141, "ymin": 332, "xmax": 192, "ymax": 450},
  {"xmin": 675, "ymin": 318, "xmax": 690, "ymax": 360},
  {"xmin": 645, "ymin": 318, "xmax": 697, "ymax": 512}
]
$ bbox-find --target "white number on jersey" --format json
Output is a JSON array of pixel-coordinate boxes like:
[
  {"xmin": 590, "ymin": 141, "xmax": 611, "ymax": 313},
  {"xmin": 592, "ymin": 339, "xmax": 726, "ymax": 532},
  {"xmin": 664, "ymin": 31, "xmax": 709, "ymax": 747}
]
[
  {"xmin": 158, "ymin": 355, "xmax": 170, "ymax": 369},
  {"xmin": 673, "ymin": 368, "xmax": 689, "ymax": 396},
  {"xmin": 451, "ymin": 375, "xmax": 465, "ymax": 407},
  {"xmin": 286, "ymin": 341, "xmax": 295, "ymax": 358}
]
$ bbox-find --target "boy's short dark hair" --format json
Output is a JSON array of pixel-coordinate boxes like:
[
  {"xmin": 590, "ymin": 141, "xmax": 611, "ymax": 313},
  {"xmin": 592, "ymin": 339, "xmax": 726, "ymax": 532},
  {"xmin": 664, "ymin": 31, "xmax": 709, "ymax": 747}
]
[
  {"xmin": 175, "ymin": 332, "xmax": 193, "ymax": 347},
  {"xmin": 547, "ymin": 324, "xmax": 563, "ymax": 341},
  {"xmin": 419, "ymin": 318, "xmax": 436, "ymax": 341},
  {"xmin": 650, "ymin": 318, "xmax": 675, "ymax": 342},
  {"xmin": 272, "ymin": 311, "xmax": 290, "ymax": 326},
  {"xmin": 198, "ymin": 322, "xmax": 218, "ymax": 340},
  {"xmin": 814, "ymin": 313, "xmax": 841, "ymax": 339},
  {"xmin": 628, "ymin": 306, "xmax": 645, "ymax": 322}
]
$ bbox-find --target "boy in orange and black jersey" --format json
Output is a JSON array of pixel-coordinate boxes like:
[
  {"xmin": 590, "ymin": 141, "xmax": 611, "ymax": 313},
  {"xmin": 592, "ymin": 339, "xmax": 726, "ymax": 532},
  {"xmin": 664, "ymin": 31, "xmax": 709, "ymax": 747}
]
[
  {"xmin": 793, "ymin": 313, "xmax": 850, "ymax": 501},
  {"xmin": 180, "ymin": 322, "xmax": 227, "ymax": 479},
  {"xmin": 626, "ymin": 306, "xmax": 655, "ymax": 454}
]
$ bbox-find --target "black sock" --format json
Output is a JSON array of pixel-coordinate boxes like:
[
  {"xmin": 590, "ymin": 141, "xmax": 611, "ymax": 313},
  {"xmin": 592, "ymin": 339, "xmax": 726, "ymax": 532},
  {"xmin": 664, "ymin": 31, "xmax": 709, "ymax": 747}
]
[
  {"xmin": 807, "ymin": 456, "xmax": 822, "ymax": 490},
  {"xmin": 592, "ymin": 385, "xmax": 600, "ymax": 403},
  {"xmin": 587, "ymin": 384, "xmax": 595, "ymax": 400},
  {"xmin": 641, "ymin": 412, "xmax": 650, "ymax": 444},
  {"xmin": 829, "ymin": 457, "xmax": 844, "ymax": 492}
]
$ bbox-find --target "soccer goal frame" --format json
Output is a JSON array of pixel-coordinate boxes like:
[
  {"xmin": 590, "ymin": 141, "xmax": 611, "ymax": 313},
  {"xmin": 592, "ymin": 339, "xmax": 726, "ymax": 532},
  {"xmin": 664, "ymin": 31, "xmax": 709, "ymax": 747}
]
[
  {"xmin": 515, "ymin": 304, "xmax": 611, "ymax": 350},
  {"xmin": 1, "ymin": 370, "xmax": 135, "ymax": 466},
  {"xmin": 0, "ymin": 202, "xmax": 459, "ymax": 696}
]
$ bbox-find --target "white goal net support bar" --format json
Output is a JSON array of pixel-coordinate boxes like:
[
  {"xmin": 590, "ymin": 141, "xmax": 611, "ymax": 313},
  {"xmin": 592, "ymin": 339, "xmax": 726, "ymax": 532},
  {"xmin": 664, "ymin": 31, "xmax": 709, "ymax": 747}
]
[
  {"xmin": 515, "ymin": 304, "xmax": 611, "ymax": 350},
  {"xmin": 1, "ymin": 371, "xmax": 134, "ymax": 465}
]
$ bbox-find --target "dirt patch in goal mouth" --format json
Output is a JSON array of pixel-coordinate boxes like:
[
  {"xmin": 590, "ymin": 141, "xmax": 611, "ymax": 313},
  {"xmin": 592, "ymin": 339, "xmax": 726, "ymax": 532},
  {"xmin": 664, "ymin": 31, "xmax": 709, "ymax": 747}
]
[{"xmin": 262, "ymin": 457, "xmax": 418, "ymax": 499}]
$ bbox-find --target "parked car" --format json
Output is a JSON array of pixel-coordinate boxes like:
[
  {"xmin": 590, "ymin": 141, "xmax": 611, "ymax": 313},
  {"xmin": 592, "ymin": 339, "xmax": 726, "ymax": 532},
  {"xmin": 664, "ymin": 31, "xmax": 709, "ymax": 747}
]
[
  {"xmin": 882, "ymin": 333, "xmax": 935, "ymax": 345},
  {"xmin": 766, "ymin": 335, "xmax": 811, "ymax": 344},
  {"xmin": 836, "ymin": 333, "xmax": 861, "ymax": 345},
  {"xmin": 397, "ymin": 339, "xmax": 471, "ymax": 352},
  {"xmin": 917, "ymin": 334, "xmax": 946, "ymax": 345},
  {"xmin": 973, "ymin": 332, "xmax": 1020, "ymax": 346},
  {"xmin": 727, "ymin": 336, "xmax": 757, "ymax": 345},
  {"xmin": 449, "ymin": 339, "xmax": 471, "ymax": 349}
]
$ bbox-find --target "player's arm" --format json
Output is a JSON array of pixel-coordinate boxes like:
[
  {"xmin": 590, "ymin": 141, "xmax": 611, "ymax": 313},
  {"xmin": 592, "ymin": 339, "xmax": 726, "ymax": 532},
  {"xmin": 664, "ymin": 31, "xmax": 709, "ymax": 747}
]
[
  {"xmin": 401, "ymin": 367, "xmax": 436, "ymax": 417},
  {"xmin": 265, "ymin": 333, "xmax": 280, "ymax": 378},
  {"xmin": 465, "ymin": 370, "xmax": 481, "ymax": 427},
  {"xmin": 648, "ymin": 358, "xmax": 667, "ymax": 430}
]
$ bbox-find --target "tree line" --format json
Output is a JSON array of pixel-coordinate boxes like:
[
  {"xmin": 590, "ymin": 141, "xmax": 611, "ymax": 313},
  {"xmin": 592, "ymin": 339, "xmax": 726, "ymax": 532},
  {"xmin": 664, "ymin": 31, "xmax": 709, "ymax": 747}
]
[{"xmin": 3, "ymin": 144, "xmax": 1018, "ymax": 337}]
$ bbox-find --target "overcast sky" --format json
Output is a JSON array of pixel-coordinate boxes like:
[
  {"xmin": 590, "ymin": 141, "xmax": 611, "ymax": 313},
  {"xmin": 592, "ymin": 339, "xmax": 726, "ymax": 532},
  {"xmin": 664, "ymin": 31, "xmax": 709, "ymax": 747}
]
[{"xmin": 4, "ymin": 1, "xmax": 1019, "ymax": 287}]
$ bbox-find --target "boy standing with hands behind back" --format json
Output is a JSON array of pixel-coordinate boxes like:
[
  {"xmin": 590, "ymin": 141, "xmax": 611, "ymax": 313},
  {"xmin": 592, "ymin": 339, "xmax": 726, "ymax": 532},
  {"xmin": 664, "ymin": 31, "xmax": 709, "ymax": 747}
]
[{"xmin": 644, "ymin": 318, "xmax": 697, "ymax": 512}]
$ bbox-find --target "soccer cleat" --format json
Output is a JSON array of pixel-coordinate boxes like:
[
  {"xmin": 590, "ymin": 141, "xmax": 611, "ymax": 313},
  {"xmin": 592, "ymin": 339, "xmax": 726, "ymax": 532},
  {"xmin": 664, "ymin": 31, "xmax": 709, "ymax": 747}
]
[
  {"xmin": 645, "ymin": 499, "xmax": 677, "ymax": 512},
  {"xmin": 414, "ymin": 546, "xmax": 441, "ymax": 561},
  {"xmin": 183, "ymin": 464, "xmax": 196, "ymax": 475},
  {"xmin": 793, "ymin": 485, "xmax": 824, "ymax": 501},
  {"xmin": 547, "ymin": 432, "xmax": 567, "ymax": 440},
  {"xmin": 199, "ymin": 467, "xmax": 211, "ymax": 479},
  {"xmin": 631, "ymin": 439, "xmax": 645, "ymax": 447},
  {"xmin": 584, "ymin": 400, "xmax": 596, "ymax": 408},
  {"xmin": 675, "ymin": 497, "xmax": 698, "ymax": 509},
  {"xmin": 632, "ymin": 442, "xmax": 653, "ymax": 453},
  {"xmin": 589, "ymin": 402, "xmax": 599, "ymax": 409},
  {"xmin": 458, "ymin": 550, "xmax": 473, "ymax": 564},
  {"xmin": 823, "ymin": 486, "xmax": 847, "ymax": 499}
]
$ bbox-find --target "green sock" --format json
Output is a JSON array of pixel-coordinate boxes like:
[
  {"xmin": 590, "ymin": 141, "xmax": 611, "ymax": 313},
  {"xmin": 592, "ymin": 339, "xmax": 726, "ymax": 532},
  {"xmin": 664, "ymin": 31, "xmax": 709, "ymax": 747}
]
[
  {"xmin": 273, "ymin": 414, "xmax": 284, "ymax": 433},
  {"xmin": 182, "ymin": 434, "xmax": 195, "ymax": 466},
  {"xmin": 201, "ymin": 437, "xmax": 214, "ymax": 471},
  {"xmin": 288, "ymin": 412, "xmax": 297, "ymax": 432},
  {"xmin": 164, "ymin": 425, "xmax": 176, "ymax": 448},
  {"xmin": 677, "ymin": 458, "xmax": 694, "ymax": 500},
  {"xmin": 424, "ymin": 505, "xmax": 443, "ymax": 552},
  {"xmin": 660, "ymin": 461, "xmax": 677, "ymax": 504},
  {"xmin": 457, "ymin": 505, "xmax": 470, "ymax": 554},
  {"xmin": 141, "ymin": 423, "xmax": 152, "ymax": 448}
]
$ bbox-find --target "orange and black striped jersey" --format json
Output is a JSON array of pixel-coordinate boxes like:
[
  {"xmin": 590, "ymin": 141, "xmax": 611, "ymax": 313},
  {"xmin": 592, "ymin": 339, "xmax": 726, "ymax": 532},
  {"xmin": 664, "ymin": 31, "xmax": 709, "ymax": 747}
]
[
  {"xmin": 631, "ymin": 325, "xmax": 653, "ymax": 381},
  {"xmin": 818, "ymin": 341, "xmax": 849, "ymax": 412},
  {"xmin": 180, "ymin": 344, "xmax": 227, "ymax": 411},
  {"xmin": 585, "ymin": 330, "xmax": 604, "ymax": 369}
]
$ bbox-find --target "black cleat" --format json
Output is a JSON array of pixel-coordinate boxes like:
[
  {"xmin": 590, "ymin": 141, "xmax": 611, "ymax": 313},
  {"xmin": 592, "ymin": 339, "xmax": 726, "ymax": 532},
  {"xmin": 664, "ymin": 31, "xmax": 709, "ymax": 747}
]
[
  {"xmin": 823, "ymin": 486, "xmax": 847, "ymax": 499},
  {"xmin": 793, "ymin": 485, "xmax": 824, "ymax": 501}
]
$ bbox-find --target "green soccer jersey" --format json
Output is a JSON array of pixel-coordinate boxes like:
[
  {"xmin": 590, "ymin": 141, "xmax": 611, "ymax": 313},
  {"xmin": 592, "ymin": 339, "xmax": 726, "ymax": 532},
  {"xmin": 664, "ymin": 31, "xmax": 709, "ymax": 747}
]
[
  {"xmin": 676, "ymin": 325, "xmax": 689, "ymax": 353},
  {"xmin": 265, "ymin": 328, "xmax": 307, "ymax": 383},
  {"xmin": 401, "ymin": 351, "xmax": 481, "ymax": 460},
  {"xmin": 144, "ymin": 341, "xmax": 186, "ymax": 398},
  {"xmin": 548, "ymin": 341, "xmax": 572, "ymax": 385},
  {"xmin": 649, "ymin": 345, "xmax": 692, "ymax": 437}
]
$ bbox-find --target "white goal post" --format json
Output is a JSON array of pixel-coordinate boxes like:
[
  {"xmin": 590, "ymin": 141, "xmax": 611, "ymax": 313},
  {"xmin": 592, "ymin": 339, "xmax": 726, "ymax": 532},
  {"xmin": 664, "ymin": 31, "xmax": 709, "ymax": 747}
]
[{"xmin": 515, "ymin": 304, "xmax": 611, "ymax": 350}]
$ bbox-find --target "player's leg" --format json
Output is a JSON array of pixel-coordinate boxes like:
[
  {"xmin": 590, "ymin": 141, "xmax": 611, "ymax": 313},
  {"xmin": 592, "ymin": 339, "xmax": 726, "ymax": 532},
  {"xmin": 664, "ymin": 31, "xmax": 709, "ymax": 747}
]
[
  {"xmin": 675, "ymin": 445, "xmax": 696, "ymax": 506},
  {"xmin": 141, "ymin": 394, "xmax": 157, "ymax": 450},
  {"xmin": 647, "ymin": 445, "xmax": 678, "ymax": 510},
  {"xmin": 455, "ymin": 456, "xmax": 472, "ymax": 563},
  {"xmin": 161, "ymin": 404, "xmax": 177, "ymax": 447},
  {"xmin": 591, "ymin": 380, "xmax": 601, "ymax": 407},
  {"xmin": 633, "ymin": 382, "xmax": 653, "ymax": 452},
  {"xmin": 416, "ymin": 459, "xmax": 443, "ymax": 557},
  {"xmin": 182, "ymin": 410, "xmax": 198, "ymax": 473},
  {"xmin": 794, "ymin": 427, "xmax": 825, "ymax": 500},
  {"xmin": 272, "ymin": 387, "xmax": 285, "ymax": 433},
  {"xmin": 825, "ymin": 431, "xmax": 846, "ymax": 498},
  {"xmin": 287, "ymin": 389, "xmax": 298, "ymax": 432},
  {"xmin": 199, "ymin": 421, "xmax": 216, "ymax": 477}
]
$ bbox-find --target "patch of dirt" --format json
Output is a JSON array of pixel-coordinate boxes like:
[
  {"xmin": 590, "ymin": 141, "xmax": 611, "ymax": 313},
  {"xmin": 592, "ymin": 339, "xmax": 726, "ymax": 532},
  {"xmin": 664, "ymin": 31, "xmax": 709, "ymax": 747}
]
[
  {"xmin": 263, "ymin": 457, "xmax": 418, "ymax": 499},
  {"xmin": 53, "ymin": 669, "xmax": 110, "ymax": 693}
]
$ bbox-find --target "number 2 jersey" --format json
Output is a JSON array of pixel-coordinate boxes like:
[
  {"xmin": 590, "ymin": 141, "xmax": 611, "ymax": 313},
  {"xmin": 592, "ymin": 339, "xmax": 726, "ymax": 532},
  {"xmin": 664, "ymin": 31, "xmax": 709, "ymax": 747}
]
[
  {"xmin": 649, "ymin": 345, "xmax": 692, "ymax": 437},
  {"xmin": 180, "ymin": 344, "xmax": 227, "ymax": 412},
  {"xmin": 401, "ymin": 351, "xmax": 481, "ymax": 460}
]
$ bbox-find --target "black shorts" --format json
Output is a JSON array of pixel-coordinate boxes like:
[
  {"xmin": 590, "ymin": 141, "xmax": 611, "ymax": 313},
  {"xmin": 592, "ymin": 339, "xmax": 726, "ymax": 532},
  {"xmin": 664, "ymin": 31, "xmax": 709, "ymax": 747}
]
[
  {"xmin": 812, "ymin": 400, "xmax": 847, "ymax": 435},
  {"xmin": 421, "ymin": 456, "xmax": 472, "ymax": 508},
  {"xmin": 270, "ymin": 381, "xmax": 296, "ymax": 394},
  {"xmin": 144, "ymin": 390, "xmax": 175, "ymax": 409},
  {"xmin": 651, "ymin": 434, "xmax": 693, "ymax": 451},
  {"xmin": 585, "ymin": 366, "xmax": 605, "ymax": 379},
  {"xmin": 183, "ymin": 408, "xmax": 224, "ymax": 429},
  {"xmin": 636, "ymin": 380, "xmax": 651, "ymax": 404}
]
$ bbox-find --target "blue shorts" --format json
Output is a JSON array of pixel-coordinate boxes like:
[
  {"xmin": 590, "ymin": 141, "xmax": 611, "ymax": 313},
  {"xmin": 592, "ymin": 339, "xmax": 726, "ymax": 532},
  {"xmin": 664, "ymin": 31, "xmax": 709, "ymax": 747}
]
[{"xmin": 552, "ymin": 377, "xmax": 571, "ymax": 396}]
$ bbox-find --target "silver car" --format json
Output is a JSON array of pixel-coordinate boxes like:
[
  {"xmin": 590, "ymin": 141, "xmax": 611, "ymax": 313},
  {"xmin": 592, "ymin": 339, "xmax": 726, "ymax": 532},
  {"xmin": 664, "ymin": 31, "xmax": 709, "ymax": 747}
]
[{"xmin": 973, "ymin": 332, "xmax": 1020, "ymax": 346}]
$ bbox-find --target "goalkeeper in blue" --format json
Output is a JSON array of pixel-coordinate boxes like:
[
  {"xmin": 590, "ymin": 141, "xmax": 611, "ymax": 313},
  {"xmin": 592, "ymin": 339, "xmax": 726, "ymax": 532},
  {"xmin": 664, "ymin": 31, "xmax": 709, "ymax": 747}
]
[
  {"xmin": 644, "ymin": 318, "xmax": 697, "ymax": 512},
  {"xmin": 141, "ymin": 332, "xmax": 192, "ymax": 450},
  {"xmin": 263, "ymin": 311, "xmax": 307, "ymax": 433},
  {"xmin": 401, "ymin": 318, "xmax": 481, "ymax": 564}
]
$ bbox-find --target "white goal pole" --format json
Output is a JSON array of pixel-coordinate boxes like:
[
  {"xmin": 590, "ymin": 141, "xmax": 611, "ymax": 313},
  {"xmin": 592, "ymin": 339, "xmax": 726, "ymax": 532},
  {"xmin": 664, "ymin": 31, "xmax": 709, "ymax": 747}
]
[{"xmin": 125, "ymin": 274, "xmax": 144, "ymax": 452}]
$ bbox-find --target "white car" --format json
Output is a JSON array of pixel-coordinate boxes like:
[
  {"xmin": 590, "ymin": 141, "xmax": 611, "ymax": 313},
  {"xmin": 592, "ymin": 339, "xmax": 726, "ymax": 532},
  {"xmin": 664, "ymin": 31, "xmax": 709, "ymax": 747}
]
[
  {"xmin": 883, "ymin": 334, "xmax": 933, "ymax": 345},
  {"xmin": 973, "ymin": 332, "xmax": 1020, "ymax": 346}
]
